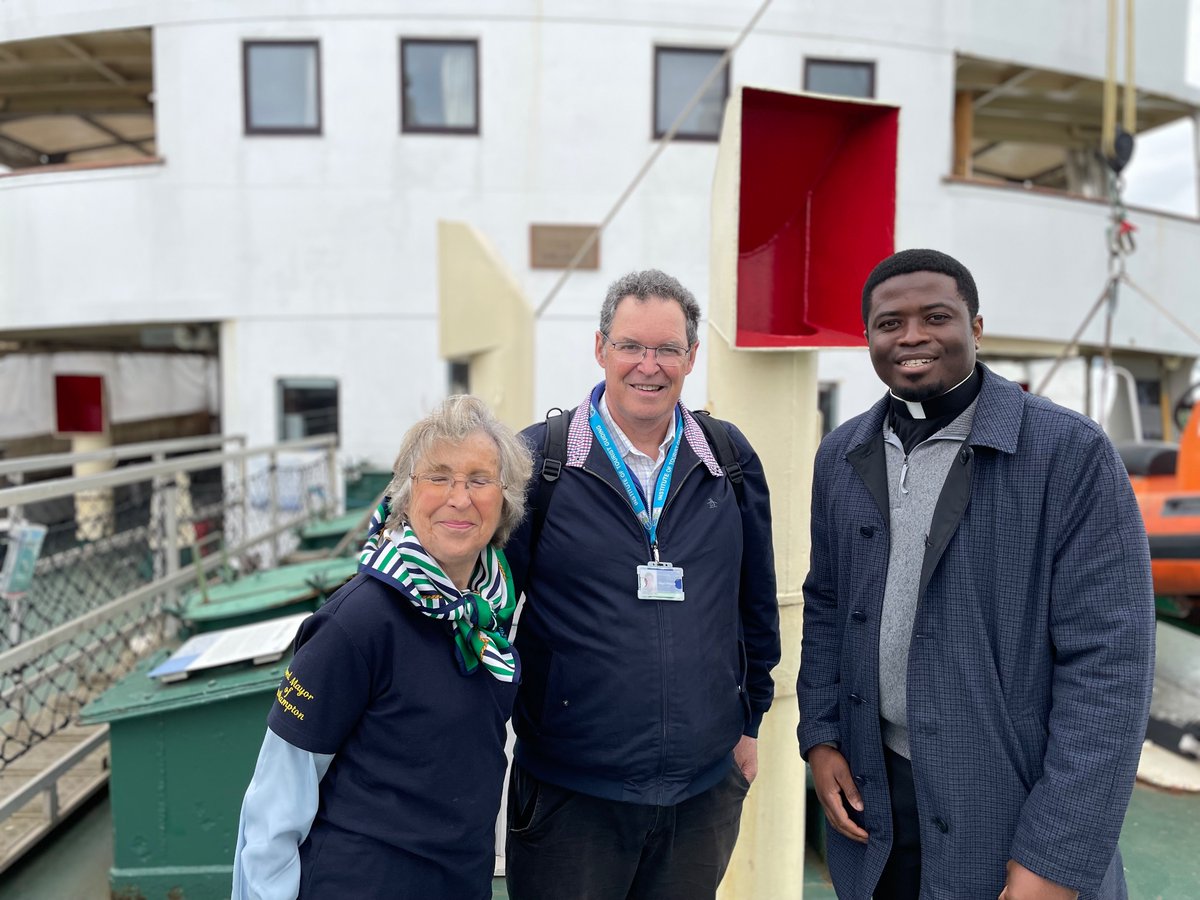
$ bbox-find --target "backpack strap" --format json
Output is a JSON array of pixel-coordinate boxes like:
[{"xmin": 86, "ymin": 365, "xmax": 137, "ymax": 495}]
[
  {"xmin": 530, "ymin": 407, "xmax": 571, "ymax": 554},
  {"xmin": 691, "ymin": 409, "xmax": 745, "ymax": 509},
  {"xmin": 529, "ymin": 407, "xmax": 744, "ymax": 554},
  {"xmin": 691, "ymin": 410, "xmax": 750, "ymax": 656}
]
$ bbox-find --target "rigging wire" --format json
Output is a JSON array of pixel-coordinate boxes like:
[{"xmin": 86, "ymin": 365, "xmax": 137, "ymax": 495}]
[
  {"xmin": 1031, "ymin": 279, "xmax": 1116, "ymax": 397},
  {"xmin": 1035, "ymin": 2, "xmax": 1142, "ymax": 403},
  {"xmin": 1032, "ymin": 171, "xmax": 1135, "ymax": 398},
  {"xmin": 533, "ymin": 0, "xmax": 776, "ymax": 320},
  {"xmin": 1119, "ymin": 275, "xmax": 1200, "ymax": 346}
]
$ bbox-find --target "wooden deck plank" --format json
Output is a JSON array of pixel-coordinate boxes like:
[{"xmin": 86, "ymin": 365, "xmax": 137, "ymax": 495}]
[{"xmin": 0, "ymin": 722, "xmax": 109, "ymax": 875}]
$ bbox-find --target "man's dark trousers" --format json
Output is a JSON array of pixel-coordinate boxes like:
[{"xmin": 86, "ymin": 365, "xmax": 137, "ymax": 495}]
[
  {"xmin": 505, "ymin": 761, "xmax": 750, "ymax": 900},
  {"xmin": 874, "ymin": 747, "xmax": 921, "ymax": 900}
]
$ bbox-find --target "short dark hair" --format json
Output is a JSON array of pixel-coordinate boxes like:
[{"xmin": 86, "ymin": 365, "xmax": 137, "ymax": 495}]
[{"xmin": 861, "ymin": 248, "xmax": 979, "ymax": 324}]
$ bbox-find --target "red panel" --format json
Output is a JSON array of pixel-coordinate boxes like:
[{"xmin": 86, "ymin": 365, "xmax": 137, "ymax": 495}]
[
  {"xmin": 55, "ymin": 374, "xmax": 106, "ymax": 434},
  {"xmin": 736, "ymin": 88, "xmax": 898, "ymax": 348}
]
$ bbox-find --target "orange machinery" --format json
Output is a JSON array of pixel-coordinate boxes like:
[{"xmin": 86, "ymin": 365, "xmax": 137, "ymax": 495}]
[{"xmin": 1121, "ymin": 387, "xmax": 1200, "ymax": 626}]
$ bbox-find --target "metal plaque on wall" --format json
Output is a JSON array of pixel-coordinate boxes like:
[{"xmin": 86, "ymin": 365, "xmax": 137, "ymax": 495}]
[{"xmin": 530, "ymin": 224, "xmax": 600, "ymax": 270}]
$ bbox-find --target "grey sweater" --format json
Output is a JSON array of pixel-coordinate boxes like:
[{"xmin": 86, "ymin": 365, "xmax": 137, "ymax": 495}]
[{"xmin": 878, "ymin": 403, "xmax": 977, "ymax": 758}]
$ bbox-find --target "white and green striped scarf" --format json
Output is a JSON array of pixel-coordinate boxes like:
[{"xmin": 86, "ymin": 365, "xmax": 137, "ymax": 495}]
[{"xmin": 358, "ymin": 501, "xmax": 519, "ymax": 682}]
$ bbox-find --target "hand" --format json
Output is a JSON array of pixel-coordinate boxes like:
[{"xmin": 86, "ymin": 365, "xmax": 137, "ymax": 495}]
[
  {"xmin": 733, "ymin": 734, "xmax": 758, "ymax": 784},
  {"xmin": 808, "ymin": 744, "xmax": 867, "ymax": 844},
  {"xmin": 998, "ymin": 860, "xmax": 1078, "ymax": 900}
]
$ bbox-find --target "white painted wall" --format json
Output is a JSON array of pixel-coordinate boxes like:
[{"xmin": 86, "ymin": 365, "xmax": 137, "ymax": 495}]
[
  {"xmin": 950, "ymin": 182, "xmax": 1200, "ymax": 356},
  {"xmin": 2, "ymin": 1, "xmax": 1198, "ymax": 462}
]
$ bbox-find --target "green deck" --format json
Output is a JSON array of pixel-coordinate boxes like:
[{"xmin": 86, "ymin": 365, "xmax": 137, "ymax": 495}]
[
  {"xmin": 1120, "ymin": 781, "xmax": 1200, "ymax": 894},
  {"xmin": 2, "ymin": 779, "xmax": 1194, "ymax": 899}
]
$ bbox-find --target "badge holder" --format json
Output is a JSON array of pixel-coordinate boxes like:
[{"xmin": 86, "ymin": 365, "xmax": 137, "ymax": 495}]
[{"xmin": 637, "ymin": 561, "xmax": 685, "ymax": 601}]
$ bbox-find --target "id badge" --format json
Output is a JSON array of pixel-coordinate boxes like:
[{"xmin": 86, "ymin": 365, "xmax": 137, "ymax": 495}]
[{"xmin": 637, "ymin": 561, "xmax": 685, "ymax": 601}]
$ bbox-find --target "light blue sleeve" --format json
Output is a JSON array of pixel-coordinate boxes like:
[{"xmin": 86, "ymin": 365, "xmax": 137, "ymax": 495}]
[{"xmin": 231, "ymin": 729, "xmax": 335, "ymax": 900}]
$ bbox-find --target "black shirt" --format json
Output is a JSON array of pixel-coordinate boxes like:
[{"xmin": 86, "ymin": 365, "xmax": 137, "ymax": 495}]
[{"xmin": 888, "ymin": 365, "xmax": 982, "ymax": 454}]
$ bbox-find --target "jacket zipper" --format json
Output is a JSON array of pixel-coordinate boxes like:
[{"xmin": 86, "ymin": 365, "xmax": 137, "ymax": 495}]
[{"xmin": 582, "ymin": 457, "xmax": 704, "ymax": 801}]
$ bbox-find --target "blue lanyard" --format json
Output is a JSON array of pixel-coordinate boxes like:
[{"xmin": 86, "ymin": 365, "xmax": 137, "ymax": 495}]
[{"xmin": 588, "ymin": 402, "xmax": 683, "ymax": 558}]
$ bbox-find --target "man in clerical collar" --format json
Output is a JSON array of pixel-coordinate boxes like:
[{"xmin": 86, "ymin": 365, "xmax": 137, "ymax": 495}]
[
  {"xmin": 502, "ymin": 269, "xmax": 780, "ymax": 900},
  {"xmin": 798, "ymin": 249, "xmax": 1154, "ymax": 900}
]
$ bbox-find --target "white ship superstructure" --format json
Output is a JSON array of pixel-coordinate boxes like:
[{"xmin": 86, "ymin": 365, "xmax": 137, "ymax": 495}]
[{"xmin": 1, "ymin": 1, "xmax": 1198, "ymax": 463}]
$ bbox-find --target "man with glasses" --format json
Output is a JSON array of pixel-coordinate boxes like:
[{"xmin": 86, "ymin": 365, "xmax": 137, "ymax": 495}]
[{"xmin": 502, "ymin": 269, "xmax": 780, "ymax": 900}]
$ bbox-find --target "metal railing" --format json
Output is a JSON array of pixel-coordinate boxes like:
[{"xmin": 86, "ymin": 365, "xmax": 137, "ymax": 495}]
[
  {"xmin": 0, "ymin": 724, "xmax": 109, "ymax": 872},
  {"xmin": 0, "ymin": 433, "xmax": 246, "ymax": 479},
  {"xmin": 0, "ymin": 434, "xmax": 338, "ymax": 771}
]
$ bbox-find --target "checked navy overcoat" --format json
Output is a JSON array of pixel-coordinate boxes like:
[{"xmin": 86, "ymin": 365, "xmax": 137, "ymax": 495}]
[{"xmin": 798, "ymin": 365, "xmax": 1155, "ymax": 899}]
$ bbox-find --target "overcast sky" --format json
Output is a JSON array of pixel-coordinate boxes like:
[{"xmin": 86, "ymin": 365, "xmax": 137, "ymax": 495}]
[
  {"xmin": 1120, "ymin": 0, "xmax": 1199, "ymax": 216},
  {"xmin": 1122, "ymin": 117, "xmax": 1197, "ymax": 216}
]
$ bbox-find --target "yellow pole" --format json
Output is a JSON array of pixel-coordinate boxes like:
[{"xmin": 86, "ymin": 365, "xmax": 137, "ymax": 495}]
[
  {"xmin": 1123, "ymin": 0, "xmax": 1136, "ymax": 135},
  {"xmin": 1103, "ymin": 0, "xmax": 1118, "ymax": 157},
  {"xmin": 953, "ymin": 90, "xmax": 974, "ymax": 179},
  {"xmin": 709, "ymin": 88, "xmax": 813, "ymax": 900},
  {"xmin": 74, "ymin": 433, "xmax": 114, "ymax": 541}
]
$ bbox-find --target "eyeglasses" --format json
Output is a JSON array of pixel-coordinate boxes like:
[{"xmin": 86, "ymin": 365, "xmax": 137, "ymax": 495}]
[
  {"xmin": 411, "ymin": 472, "xmax": 505, "ymax": 494},
  {"xmin": 600, "ymin": 332, "xmax": 692, "ymax": 368}
]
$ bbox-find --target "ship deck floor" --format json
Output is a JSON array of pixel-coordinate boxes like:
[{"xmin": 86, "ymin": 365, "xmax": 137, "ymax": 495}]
[{"xmin": 0, "ymin": 780, "xmax": 1194, "ymax": 900}]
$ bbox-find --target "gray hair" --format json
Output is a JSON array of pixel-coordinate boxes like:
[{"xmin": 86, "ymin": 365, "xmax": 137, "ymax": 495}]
[
  {"xmin": 384, "ymin": 395, "xmax": 533, "ymax": 546},
  {"xmin": 599, "ymin": 269, "xmax": 701, "ymax": 347}
]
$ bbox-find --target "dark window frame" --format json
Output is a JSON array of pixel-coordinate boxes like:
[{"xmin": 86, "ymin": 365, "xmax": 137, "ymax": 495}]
[
  {"xmin": 818, "ymin": 382, "xmax": 839, "ymax": 437},
  {"xmin": 400, "ymin": 37, "xmax": 481, "ymax": 135},
  {"xmin": 276, "ymin": 377, "xmax": 340, "ymax": 444},
  {"xmin": 242, "ymin": 39, "xmax": 323, "ymax": 136},
  {"xmin": 803, "ymin": 57, "xmax": 877, "ymax": 99},
  {"xmin": 448, "ymin": 361, "xmax": 470, "ymax": 395},
  {"xmin": 652, "ymin": 45, "xmax": 730, "ymax": 142}
]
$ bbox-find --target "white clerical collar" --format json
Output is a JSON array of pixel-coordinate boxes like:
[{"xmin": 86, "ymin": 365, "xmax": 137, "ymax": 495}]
[
  {"xmin": 894, "ymin": 397, "xmax": 928, "ymax": 420},
  {"xmin": 889, "ymin": 369, "xmax": 976, "ymax": 421}
]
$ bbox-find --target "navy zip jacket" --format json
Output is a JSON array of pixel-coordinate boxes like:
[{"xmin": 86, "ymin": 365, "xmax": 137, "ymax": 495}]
[{"xmin": 504, "ymin": 388, "xmax": 780, "ymax": 806}]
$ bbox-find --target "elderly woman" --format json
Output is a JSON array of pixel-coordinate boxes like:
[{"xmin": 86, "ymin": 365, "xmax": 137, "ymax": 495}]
[{"xmin": 232, "ymin": 395, "xmax": 532, "ymax": 900}]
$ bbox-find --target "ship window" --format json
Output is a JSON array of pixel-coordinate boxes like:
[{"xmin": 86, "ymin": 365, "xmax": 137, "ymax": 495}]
[
  {"xmin": 401, "ymin": 39, "xmax": 480, "ymax": 134},
  {"xmin": 654, "ymin": 46, "xmax": 729, "ymax": 140},
  {"xmin": 818, "ymin": 382, "xmax": 839, "ymax": 436},
  {"xmin": 277, "ymin": 378, "xmax": 339, "ymax": 442},
  {"xmin": 1136, "ymin": 378, "xmax": 1164, "ymax": 441},
  {"xmin": 243, "ymin": 40, "xmax": 322, "ymax": 135},
  {"xmin": 448, "ymin": 361, "xmax": 470, "ymax": 395},
  {"xmin": 804, "ymin": 59, "xmax": 876, "ymax": 99}
]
